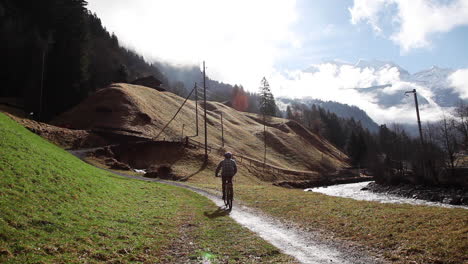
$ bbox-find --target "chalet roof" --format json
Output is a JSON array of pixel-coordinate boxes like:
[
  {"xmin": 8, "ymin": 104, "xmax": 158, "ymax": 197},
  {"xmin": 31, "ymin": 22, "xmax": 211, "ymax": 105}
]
[{"xmin": 131, "ymin": 76, "xmax": 165, "ymax": 91}]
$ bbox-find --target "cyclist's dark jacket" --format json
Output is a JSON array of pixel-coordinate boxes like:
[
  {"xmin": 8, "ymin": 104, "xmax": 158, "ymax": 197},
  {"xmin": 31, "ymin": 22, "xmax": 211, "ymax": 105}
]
[{"xmin": 216, "ymin": 158, "xmax": 237, "ymax": 178}]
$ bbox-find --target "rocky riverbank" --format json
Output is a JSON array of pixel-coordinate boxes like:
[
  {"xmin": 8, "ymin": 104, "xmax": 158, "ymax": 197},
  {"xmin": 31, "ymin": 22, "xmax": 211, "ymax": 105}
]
[{"xmin": 364, "ymin": 182, "xmax": 468, "ymax": 206}]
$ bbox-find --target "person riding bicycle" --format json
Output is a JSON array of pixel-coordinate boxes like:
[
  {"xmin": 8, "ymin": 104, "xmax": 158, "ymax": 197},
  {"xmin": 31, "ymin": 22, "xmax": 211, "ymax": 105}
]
[{"xmin": 215, "ymin": 152, "xmax": 237, "ymax": 203}]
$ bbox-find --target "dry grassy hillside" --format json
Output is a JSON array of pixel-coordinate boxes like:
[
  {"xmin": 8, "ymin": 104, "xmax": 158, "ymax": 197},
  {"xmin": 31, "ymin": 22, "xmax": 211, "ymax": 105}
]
[{"xmin": 53, "ymin": 83, "xmax": 348, "ymax": 172}]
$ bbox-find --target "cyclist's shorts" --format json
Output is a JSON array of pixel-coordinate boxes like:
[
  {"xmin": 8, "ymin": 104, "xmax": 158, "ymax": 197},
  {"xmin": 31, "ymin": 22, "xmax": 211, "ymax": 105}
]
[{"xmin": 221, "ymin": 176, "xmax": 233, "ymax": 183}]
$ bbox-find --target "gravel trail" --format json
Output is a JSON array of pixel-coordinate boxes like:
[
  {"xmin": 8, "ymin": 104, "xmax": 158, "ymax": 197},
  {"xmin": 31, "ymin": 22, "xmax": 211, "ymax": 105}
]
[{"xmin": 70, "ymin": 150, "xmax": 385, "ymax": 264}]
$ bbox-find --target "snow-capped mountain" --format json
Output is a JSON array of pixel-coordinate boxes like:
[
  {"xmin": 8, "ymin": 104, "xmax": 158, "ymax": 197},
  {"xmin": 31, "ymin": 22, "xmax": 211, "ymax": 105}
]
[
  {"xmin": 278, "ymin": 59, "xmax": 467, "ymax": 129},
  {"xmin": 410, "ymin": 66, "xmax": 459, "ymax": 107},
  {"xmin": 355, "ymin": 59, "xmax": 411, "ymax": 77},
  {"xmin": 322, "ymin": 59, "xmax": 463, "ymax": 108}
]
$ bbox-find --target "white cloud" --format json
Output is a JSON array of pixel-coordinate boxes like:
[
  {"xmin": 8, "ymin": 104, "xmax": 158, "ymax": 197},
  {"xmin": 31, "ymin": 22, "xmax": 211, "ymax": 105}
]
[
  {"xmin": 349, "ymin": 0, "xmax": 388, "ymax": 33},
  {"xmin": 449, "ymin": 69, "xmax": 468, "ymax": 99},
  {"xmin": 349, "ymin": 0, "xmax": 468, "ymax": 52},
  {"xmin": 269, "ymin": 62, "xmax": 447, "ymax": 124},
  {"xmin": 87, "ymin": 0, "xmax": 299, "ymax": 89},
  {"xmin": 322, "ymin": 24, "xmax": 336, "ymax": 35}
]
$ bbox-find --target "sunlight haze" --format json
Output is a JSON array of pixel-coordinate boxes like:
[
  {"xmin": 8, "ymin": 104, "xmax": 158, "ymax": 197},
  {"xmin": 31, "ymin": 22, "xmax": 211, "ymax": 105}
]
[{"xmin": 87, "ymin": 0, "xmax": 468, "ymax": 124}]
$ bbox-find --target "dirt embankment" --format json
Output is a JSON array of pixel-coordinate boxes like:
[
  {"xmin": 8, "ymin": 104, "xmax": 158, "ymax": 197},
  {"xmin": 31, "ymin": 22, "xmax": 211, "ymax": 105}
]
[
  {"xmin": 87, "ymin": 141, "xmax": 208, "ymax": 181},
  {"xmin": 2, "ymin": 112, "xmax": 109, "ymax": 149},
  {"xmin": 5, "ymin": 83, "xmax": 356, "ymax": 184},
  {"xmin": 51, "ymin": 83, "xmax": 350, "ymax": 174}
]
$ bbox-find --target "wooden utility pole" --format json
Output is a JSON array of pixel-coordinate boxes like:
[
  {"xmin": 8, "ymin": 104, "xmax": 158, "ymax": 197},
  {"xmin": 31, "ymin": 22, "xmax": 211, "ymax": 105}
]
[
  {"xmin": 220, "ymin": 112, "xmax": 224, "ymax": 147},
  {"xmin": 194, "ymin": 83, "xmax": 198, "ymax": 136},
  {"xmin": 203, "ymin": 61, "xmax": 208, "ymax": 161},
  {"xmin": 405, "ymin": 89, "xmax": 426, "ymax": 178},
  {"xmin": 405, "ymin": 89, "xmax": 424, "ymax": 145}
]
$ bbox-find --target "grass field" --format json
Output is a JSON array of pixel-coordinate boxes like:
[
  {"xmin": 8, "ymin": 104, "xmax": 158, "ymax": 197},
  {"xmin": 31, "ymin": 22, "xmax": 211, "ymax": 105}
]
[
  {"xmin": 172, "ymin": 156, "xmax": 468, "ymax": 264},
  {"xmin": 90, "ymin": 146, "xmax": 468, "ymax": 264},
  {"xmin": 3, "ymin": 108, "xmax": 467, "ymax": 264},
  {"xmin": 234, "ymin": 185, "xmax": 468, "ymax": 264},
  {"xmin": 0, "ymin": 113, "xmax": 296, "ymax": 263}
]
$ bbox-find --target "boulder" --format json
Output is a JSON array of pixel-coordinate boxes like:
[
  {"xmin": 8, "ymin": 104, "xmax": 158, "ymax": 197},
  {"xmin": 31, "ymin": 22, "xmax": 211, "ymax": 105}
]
[
  {"xmin": 104, "ymin": 157, "xmax": 130, "ymax": 170},
  {"xmin": 144, "ymin": 165, "xmax": 183, "ymax": 180}
]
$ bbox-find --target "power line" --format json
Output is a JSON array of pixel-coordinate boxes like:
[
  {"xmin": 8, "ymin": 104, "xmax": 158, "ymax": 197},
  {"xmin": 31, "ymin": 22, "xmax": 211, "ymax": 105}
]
[{"xmin": 153, "ymin": 85, "xmax": 196, "ymax": 140}]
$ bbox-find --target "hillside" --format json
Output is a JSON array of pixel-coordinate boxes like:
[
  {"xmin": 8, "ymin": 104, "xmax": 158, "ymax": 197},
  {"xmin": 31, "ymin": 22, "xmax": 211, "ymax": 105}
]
[
  {"xmin": 52, "ymin": 83, "xmax": 348, "ymax": 173},
  {"xmin": 2, "ymin": 105, "xmax": 467, "ymax": 264},
  {"xmin": 278, "ymin": 97, "xmax": 380, "ymax": 133},
  {"xmin": 0, "ymin": 112, "xmax": 295, "ymax": 263}
]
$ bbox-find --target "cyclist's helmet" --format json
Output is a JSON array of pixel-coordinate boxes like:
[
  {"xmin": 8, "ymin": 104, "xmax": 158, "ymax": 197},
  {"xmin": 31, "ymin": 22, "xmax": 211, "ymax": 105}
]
[{"xmin": 224, "ymin": 152, "xmax": 232, "ymax": 159}]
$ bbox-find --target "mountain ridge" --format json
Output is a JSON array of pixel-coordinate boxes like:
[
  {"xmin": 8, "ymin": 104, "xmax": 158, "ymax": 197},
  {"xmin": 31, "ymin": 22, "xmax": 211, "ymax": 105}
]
[
  {"xmin": 278, "ymin": 97, "xmax": 380, "ymax": 133},
  {"xmin": 298, "ymin": 60, "xmax": 466, "ymax": 122}
]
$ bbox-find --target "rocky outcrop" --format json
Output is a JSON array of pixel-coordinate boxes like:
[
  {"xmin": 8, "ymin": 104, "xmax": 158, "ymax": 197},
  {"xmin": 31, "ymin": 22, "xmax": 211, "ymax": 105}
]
[
  {"xmin": 144, "ymin": 165, "xmax": 183, "ymax": 180},
  {"xmin": 104, "ymin": 157, "xmax": 131, "ymax": 171}
]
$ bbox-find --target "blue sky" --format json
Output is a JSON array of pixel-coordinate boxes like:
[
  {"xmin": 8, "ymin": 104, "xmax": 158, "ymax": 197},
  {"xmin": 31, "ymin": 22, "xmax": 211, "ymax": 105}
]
[
  {"xmin": 278, "ymin": 0, "xmax": 468, "ymax": 73},
  {"xmin": 87, "ymin": 0, "xmax": 468, "ymax": 80}
]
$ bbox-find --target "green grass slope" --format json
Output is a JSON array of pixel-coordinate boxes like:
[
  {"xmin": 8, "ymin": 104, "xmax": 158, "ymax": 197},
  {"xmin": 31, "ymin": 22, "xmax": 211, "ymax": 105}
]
[{"xmin": 0, "ymin": 113, "xmax": 295, "ymax": 263}]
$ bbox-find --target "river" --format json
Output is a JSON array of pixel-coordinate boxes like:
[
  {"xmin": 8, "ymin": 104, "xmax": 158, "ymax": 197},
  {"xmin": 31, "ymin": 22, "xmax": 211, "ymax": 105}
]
[{"xmin": 305, "ymin": 181, "xmax": 467, "ymax": 209}]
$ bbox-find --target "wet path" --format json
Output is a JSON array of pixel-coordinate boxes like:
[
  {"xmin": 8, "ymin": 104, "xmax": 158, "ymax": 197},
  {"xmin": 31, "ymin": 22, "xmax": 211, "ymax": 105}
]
[
  {"xmin": 70, "ymin": 150, "xmax": 383, "ymax": 264},
  {"xmin": 120, "ymin": 175, "xmax": 382, "ymax": 263},
  {"xmin": 165, "ymin": 182, "xmax": 382, "ymax": 264}
]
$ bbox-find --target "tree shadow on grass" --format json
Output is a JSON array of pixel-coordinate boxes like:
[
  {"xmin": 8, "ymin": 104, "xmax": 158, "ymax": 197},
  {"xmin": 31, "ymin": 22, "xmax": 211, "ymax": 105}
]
[{"xmin": 204, "ymin": 207, "xmax": 230, "ymax": 219}]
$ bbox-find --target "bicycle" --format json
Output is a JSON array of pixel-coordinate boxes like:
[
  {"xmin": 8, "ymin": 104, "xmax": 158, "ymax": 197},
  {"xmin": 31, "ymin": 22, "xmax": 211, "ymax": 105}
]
[{"xmin": 222, "ymin": 181, "xmax": 233, "ymax": 211}]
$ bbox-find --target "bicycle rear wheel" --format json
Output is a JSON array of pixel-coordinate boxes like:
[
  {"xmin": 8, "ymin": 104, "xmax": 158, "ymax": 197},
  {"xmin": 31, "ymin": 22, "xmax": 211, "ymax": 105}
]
[
  {"xmin": 223, "ymin": 186, "xmax": 228, "ymax": 207},
  {"xmin": 226, "ymin": 183, "xmax": 233, "ymax": 210}
]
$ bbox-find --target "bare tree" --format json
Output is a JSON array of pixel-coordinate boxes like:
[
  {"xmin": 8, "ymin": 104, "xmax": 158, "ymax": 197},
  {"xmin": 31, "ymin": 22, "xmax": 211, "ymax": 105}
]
[
  {"xmin": 438, "ymin": 115, "xmax": 459, "ymax": 175},
  {"xmin": 391, "ymin": 123, "xmax": 407, "ymax": 174},
  {"xmin": 454, "ymin": 101, "xmax": 468, "ymax": 149},
  {"xmin": 424, "ymin": 122, "xmax": 438, "ymax": 146}
]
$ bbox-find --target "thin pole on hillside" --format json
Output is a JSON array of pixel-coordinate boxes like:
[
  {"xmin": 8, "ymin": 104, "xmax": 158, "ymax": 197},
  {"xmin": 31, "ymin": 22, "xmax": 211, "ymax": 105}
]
[
  {"xmin": 194, "ymin": 83, "xmax": 198, "ymax": 136},
  {"xmin": 39, "ymin": 50, "xmax": 45, "ymax": 121},
  {"xmin": 263, "ymin": 113, "xmax": 266, "ymax": 171},
  {"xmin": 221, "ymin": 112, "xmax": 224, "ymax": 147},
  {"xmin": 181, "ymin": 124, "xmax": 185, "ymax": 141},
  {"xmin": 203, "ymin": 61, "xmax": 208, "ymax": 161},
  {"xmin": 38, "ymin": 32, "xmax": 54, "ymax": 121}
]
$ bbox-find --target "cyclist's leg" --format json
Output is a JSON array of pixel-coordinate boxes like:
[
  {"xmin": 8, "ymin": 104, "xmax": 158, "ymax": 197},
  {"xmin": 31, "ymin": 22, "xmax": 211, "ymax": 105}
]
[
  {"xmin": 226, "ymin": 177, "xmax": 233, "ymax": 209},
  {"xmin": 227, "ymin": 178, "xmax": 233, "ymax": 200},
  {"xmin": 222, "ymin": 177, "xmax": 227, "ymax": 204}
]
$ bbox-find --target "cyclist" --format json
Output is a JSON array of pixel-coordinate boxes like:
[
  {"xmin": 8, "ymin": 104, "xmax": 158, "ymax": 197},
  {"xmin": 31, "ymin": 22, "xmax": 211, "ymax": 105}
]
[{"xmin": 215, "ymin": 152, "xmax": 237, "ymax": 209}]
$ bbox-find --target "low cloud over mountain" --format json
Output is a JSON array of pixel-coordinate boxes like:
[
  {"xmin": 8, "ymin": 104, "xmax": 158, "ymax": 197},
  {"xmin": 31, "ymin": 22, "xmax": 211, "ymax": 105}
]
[{"xmin": 272, "ymin": 60, "xmax": 468, "ymax": 125}]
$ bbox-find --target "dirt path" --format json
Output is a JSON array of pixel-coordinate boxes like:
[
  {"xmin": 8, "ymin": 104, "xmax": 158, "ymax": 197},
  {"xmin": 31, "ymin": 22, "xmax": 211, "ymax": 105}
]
[{"xmin": 70, "ymin": 150, "xmax": 385, "ymax": 264}]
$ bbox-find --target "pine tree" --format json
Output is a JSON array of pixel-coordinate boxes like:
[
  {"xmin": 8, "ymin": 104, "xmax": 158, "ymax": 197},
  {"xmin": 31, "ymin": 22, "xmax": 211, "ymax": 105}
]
[
  {"xmin": 258, "ymin": 77, "xmax": 276, "ymax": 168},
  {"xmin": 286, "ymin": 105, "xmax": 293, "ymax": 120},
  {"xmin": 115, "ymin": 64, "xmax": 129, "ymax": 83},
  {"xmin": 258, "ymin": 77, "xmax": 276, "ymax": 117},
  {"xmin": 346, "ymin": 131, "xmax": 367, "ymax": 166}
]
